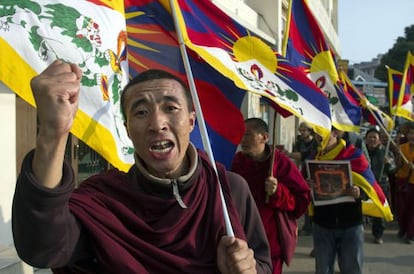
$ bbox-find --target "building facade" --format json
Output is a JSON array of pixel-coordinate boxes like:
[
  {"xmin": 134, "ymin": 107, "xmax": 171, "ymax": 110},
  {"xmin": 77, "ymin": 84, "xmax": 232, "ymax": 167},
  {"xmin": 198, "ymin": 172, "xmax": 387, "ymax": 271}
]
[{"xmin": 350, "ymin": 54, "xmax": 388, "ymax": 108}]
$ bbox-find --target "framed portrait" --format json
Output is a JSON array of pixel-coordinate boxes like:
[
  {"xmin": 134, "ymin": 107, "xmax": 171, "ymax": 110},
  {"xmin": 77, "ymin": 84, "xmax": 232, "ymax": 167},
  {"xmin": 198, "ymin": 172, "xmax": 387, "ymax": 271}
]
[{"xmin": 306, "ymin": 160, "xmax": 354, "ymax": 206}]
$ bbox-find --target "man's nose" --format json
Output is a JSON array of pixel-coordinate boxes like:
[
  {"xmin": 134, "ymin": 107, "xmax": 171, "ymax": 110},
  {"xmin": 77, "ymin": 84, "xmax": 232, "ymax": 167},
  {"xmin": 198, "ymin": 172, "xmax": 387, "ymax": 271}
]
[{"xmin": 149, "ymin": 110, "xmax": 168, "ymax": 131}]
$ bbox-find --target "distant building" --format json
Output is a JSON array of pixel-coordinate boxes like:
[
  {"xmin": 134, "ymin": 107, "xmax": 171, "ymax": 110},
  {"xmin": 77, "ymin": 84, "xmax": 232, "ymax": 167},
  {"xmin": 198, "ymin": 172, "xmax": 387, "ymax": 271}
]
[{"xmin": 348, "ymin": 54, "xmax": 388, "ymax": 108}]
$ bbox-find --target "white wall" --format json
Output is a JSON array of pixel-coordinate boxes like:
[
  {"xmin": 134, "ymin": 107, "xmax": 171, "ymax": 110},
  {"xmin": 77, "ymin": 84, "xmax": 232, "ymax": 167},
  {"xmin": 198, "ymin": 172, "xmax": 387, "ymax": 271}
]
[{"xmin": 0, "ymin": 82, "xmax": 16, "ymax": 246}]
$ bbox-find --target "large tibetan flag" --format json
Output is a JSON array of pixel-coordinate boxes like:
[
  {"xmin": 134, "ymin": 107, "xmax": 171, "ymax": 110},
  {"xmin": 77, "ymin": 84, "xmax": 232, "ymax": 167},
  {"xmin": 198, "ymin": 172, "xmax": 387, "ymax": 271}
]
[
  {"xmin": 341, "ymin": 71, "xmax": 394, "ymax": 131},
  {"xmin": 124, "ymin": 0, "xmax": 246, "ymax": 168},
  {"xmin": 387, "ymin": 66, "xmax": 403, "ymax": 115},
  {"xmin": 283, "ymin": 0, "xmax": 361, "ymax": 132},
  {"xmin": 395, "ymin": 51, "xmax": 414, "ymax": 121},
  {"xmin": 317, "ymin": 139, "xmax": 393, "ymax": 222},
  {"xmin": 0, "ymin": 0, "xmax": 133, "ymax": 171},
  {"xmin": 168, "ymin": 0, "xmax": 331, "ymax": 142}
]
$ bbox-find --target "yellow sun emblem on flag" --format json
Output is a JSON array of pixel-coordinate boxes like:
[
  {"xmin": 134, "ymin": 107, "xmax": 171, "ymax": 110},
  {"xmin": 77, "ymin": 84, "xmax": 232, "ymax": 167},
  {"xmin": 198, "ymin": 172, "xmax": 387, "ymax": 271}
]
[
  {"xmin": 310, "ymin": 51, "xmax": 339, "ymax": 84},
  {"xmin": 232, "ymin": 36, "xmax": 278, "ymax": 74}
]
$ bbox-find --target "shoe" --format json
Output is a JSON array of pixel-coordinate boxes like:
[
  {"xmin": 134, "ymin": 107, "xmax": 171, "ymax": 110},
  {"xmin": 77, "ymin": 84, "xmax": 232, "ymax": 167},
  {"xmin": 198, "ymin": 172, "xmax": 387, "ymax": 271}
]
[
  {"xmin": 406, "ymin": 237, "xmax": 414, "ymax": 244},
  {"xmin": 374, "ymin": 237, "xmax": 383, "ymax": 244}
]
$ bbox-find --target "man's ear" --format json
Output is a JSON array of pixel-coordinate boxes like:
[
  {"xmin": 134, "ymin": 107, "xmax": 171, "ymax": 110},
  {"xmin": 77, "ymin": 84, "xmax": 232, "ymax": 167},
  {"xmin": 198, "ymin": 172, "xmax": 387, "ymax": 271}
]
[
  {"xmin": 262, "ymin": 132, "xmax": 269, "ymax": 143},
  {"xmin": 189, "ymin": 111, "xmax": 196, "ymax": 132}
]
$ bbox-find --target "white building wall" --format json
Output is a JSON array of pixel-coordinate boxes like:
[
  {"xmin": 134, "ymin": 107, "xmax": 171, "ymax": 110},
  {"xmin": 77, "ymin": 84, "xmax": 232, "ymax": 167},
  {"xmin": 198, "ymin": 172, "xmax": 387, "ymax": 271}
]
[{"xmin": 0, "ymin": 82, "xmax": 16, "ymax": 247}]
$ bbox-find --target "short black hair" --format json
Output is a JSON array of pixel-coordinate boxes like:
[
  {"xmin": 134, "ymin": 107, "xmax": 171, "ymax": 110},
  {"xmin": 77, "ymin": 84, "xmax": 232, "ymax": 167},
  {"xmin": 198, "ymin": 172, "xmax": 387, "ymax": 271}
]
[
  {"xmin": 244, "ymin": 118, "xmax": 269, "ymax": 134},
  {"xmin": 365, "ymin": 127, "xmax": 380, "ymax": 137},
  {"xmin": 120, "ymin": 69, "xmax": 193, "ymax": 120}
]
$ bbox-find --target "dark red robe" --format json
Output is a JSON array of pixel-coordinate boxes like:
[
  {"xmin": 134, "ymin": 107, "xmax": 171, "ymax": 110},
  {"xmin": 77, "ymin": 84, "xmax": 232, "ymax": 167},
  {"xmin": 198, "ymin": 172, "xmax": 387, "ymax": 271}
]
[
  {"xmin": 13, "ymin": 149, "xmax": 271, "ymax": 273},
  {"xmin": 231, "ymin": 146, "xmax": 310, "ymax": 267}
]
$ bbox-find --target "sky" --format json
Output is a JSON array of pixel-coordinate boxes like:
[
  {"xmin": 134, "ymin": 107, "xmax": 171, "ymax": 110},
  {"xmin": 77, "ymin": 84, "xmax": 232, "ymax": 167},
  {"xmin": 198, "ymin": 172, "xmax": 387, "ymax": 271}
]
[{"xmin": 338, "ymin": 0, "xmax": 414, "ymax": 64}]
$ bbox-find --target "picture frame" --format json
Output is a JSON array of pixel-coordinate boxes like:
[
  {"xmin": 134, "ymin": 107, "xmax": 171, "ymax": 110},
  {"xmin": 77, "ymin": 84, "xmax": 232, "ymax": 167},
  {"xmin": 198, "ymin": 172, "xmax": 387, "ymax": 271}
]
[{"xmin": 305, "ymin": 160, "xmax": 354, "ymax": 206}]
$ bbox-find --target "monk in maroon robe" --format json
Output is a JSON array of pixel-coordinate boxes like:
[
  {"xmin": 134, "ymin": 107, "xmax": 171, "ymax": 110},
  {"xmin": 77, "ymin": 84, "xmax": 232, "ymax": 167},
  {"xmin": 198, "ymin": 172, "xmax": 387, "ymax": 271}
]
[
  {"xmin": 12, "ymin": 62, "xmax": 272, "ymax": 273},
  {"xmin": 232, "ymin": 118, "xmax": 311, "ymax": 274}
]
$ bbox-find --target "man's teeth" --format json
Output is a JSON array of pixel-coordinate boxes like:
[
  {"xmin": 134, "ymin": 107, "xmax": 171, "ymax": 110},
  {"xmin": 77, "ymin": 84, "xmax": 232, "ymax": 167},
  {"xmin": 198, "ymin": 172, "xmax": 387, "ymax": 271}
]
[{"xmin": 150, "ymin": 141, "xmax": 172, "ymax": 152}]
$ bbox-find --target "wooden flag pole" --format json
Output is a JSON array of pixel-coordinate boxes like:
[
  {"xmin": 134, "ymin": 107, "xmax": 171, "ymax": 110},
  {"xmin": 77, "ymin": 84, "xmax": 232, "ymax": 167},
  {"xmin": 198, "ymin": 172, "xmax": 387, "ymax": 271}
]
[{"xmin": 266, "ymin": 111, "xmax": 278, "ymax": 203}]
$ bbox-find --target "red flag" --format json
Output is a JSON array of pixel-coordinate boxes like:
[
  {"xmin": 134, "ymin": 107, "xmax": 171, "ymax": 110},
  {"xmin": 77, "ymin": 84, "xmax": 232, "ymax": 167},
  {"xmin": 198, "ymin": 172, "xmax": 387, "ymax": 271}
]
[
  {"xmin": 283, "ymin": 0, "xmax": 361, "ymax": 132},
  {"xmin": 387, "ymin": 66, "xmax": 403, "ymax": 114},
  {"xmin": 169, "ymin": 0, "xmax": 332, "ymax": 142},
  {"xmin": 125, "ymin": 1, "xmax": 246, "ymax": 167},
  {"xmin": 341, "ymin": 71, "xmax": 394, "ymax": 131},
  {"xmin": 395, "ymin": 51, "xmax": 414, "ymax": 121}
]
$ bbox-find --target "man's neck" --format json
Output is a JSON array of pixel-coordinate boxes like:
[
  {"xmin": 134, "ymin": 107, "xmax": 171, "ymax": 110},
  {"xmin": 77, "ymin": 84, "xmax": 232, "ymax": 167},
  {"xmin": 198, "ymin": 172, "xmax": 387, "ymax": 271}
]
[{"xmin": 250, "ymin": 145, "xmax": 270, "ymax": 161}]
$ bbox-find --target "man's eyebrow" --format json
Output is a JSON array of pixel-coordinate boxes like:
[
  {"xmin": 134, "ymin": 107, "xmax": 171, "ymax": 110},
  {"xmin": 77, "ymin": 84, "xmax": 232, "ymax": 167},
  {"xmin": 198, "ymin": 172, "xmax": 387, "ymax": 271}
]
[
  {"xmin": 164, "ymin": 95, "xmax": 181, "ymax": 105},
  {"xmin": 129, "ymin": 95, "xmax": 182, "ymax": 110},
  {"xmin": 129, "ymin": 98, "xmax": 147, "ymax": 111}
]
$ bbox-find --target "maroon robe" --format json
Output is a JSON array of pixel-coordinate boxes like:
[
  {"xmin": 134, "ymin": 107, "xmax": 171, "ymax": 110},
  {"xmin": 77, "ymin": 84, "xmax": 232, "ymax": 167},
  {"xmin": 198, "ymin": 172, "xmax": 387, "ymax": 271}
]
[
  {"xmin": 13, "ymin": 149, "xmax": 272, "ymax": 273},
  {"xmin": 66, "ymin": 155, "xmax": 245, "ymax": 273},
  {"xmin": 231, "ymin": 146, "xmax": 310, "ymax": 270}
]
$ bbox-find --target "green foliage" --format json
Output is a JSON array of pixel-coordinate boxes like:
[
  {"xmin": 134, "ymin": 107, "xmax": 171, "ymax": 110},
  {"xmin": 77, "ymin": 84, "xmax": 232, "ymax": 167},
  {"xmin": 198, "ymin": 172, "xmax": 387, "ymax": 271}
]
[{"xmin": 375, "ymin": 25, "xmax": 414, "ymax": 81}]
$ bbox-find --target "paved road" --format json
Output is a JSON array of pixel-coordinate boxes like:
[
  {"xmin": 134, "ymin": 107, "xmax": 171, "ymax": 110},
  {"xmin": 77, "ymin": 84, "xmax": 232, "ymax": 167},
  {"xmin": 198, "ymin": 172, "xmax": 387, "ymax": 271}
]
[
  {"xmin": 34, "ymin": 221, "xmax": 414, "ymax": 274},
  {"xmin": 284, "ymin": 221, "xmax": 414, "ymax": 274}
]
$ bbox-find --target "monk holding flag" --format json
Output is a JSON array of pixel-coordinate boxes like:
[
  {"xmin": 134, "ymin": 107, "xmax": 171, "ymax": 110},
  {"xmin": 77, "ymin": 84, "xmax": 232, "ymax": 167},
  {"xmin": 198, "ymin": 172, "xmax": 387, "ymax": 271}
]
[
  {"xmin": 231, "ymin": 118, "xmax": 311, "ymax": 274},
  {"xmin": 12, "ymin": 61, "xmax": 272, "ymax": 273}
]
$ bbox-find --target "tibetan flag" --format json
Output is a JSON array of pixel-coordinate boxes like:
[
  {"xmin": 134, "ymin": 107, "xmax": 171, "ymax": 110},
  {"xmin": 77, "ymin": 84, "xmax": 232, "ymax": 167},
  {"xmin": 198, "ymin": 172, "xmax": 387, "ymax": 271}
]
[
  {"xmin": 283, "ymin": 0, "xmax": 361, "ymax": 132},
  {"xmin": 169, "ymin": 0, "xmax": 331, "ymax": 143},
  {"xmin": 387, "ymin": 66, "xmax": 403, "ymax": 115},
  {"xmin": 395, "ymin": 51, "xmax": 414, "ymax": 121},
  {"xmin": 316, "ymin": 139, "xmax": 393, "ymax": 222},
  {"xmin": 0, "ymin": 0, "xmax": 133, "ymax": 171},
  {"xmin": 125, "ymin": 0, "xmax": 246, "ymax": 168},
  {"xmin": 341, "ymin": 71, "xmax": 394, "ymax": 131}
]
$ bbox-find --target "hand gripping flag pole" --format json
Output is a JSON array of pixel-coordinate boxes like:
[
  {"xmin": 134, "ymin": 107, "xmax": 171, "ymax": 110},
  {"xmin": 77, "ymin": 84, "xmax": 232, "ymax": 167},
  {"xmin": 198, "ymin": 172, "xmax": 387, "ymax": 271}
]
[{"xmin": 169, "ymin": 0, "xmax": 234, "ymax": 237}]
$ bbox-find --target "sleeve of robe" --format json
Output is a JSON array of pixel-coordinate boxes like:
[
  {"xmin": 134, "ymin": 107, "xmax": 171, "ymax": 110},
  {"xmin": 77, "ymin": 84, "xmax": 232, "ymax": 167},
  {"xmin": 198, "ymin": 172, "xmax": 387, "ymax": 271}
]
[
  {"xmin": 268, "ymin": 151, "xmax": 311, "ymax": 219},
  {"xmin": 12, "ymin": 150, "xmax": 91, "ymax": 268}
]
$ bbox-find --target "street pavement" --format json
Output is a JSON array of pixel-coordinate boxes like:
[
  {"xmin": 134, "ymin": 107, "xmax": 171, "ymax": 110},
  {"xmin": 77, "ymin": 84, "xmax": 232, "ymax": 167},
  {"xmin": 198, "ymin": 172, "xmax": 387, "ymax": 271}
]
[
  {"xmin": 284, "ymin": 221, "xmax": 414, "ymax": 274},
  {"xmin": 33, "ymin": 221, "xmax": 414, "ymax": 274}
]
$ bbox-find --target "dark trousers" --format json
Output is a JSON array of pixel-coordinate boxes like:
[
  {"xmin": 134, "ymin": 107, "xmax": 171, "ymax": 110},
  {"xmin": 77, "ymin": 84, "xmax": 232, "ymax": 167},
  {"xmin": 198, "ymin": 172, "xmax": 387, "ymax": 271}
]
[
  {"xmin": 396, "ymin": 181, "xmax": 414, "ymax": 238},
  {"xmin": 371, "ymin": 183, "xmax": 389, "ymax": 238},
  {"xmin": 372, "ymin": 217, "xmax": 385, "ymax": 238}
]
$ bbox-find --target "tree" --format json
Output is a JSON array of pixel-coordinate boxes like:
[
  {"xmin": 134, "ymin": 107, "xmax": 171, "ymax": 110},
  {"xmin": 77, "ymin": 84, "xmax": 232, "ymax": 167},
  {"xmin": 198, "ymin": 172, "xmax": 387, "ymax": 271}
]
[{"xmin": 375, "ymin": 24, "xmax": 414, "ymax": 81}]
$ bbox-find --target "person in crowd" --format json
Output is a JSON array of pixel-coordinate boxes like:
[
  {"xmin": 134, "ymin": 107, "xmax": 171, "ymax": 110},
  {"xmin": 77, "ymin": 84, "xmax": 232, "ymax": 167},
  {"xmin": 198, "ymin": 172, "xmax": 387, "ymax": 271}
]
[
  {"xmin": 387, "ymin": 127, "xmax": 407, "ymax": 215},
  {"xmin": 12, "ymin": 60, "xmax": 273, "ymax": 273},
  {"xmin": 394, "ymin": 124, "xmax": 414, "ymax": 244},
  {"xmin": 310, "ymin": 128, "xmax": 365, "ymax": 274},
  {"xmin": 231, "ymin": 118, "xmax": 311, "ymax": 274},
  {"xmin": 290, "ymin": 122, "xmax": 319, "ymax": 170},
  {"xmin": 288, "ymin": 121, "xmax": 318, "ymax": 236},
  {"xmin": 364, "ymin": 127, "xmax": 396, "ymax": 244}
]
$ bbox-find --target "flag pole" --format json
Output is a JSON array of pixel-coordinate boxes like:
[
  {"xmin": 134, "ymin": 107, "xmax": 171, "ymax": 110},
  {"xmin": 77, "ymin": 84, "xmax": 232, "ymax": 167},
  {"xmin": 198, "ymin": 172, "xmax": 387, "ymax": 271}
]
[
  {"xmin": 378, "ymin": 115, "xmax": 397, "ymax": 180},
  {"xmin": 358, "ymin": 95, "xmax": 408, "ymax": 164},
  {"xmin": 384, "ymin": 64, "xmax": 410, "ymax": 165},
  {"xmin": 266, "ymin": 110, "xmax": 278, "ymax": 203},
  {"xmin": 342, "ymin": 70, "xmax": 408, "ymax": 165},
  {"xmin": 169, "ymin": 0, "xmax": 234, "ymax": 236}
]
